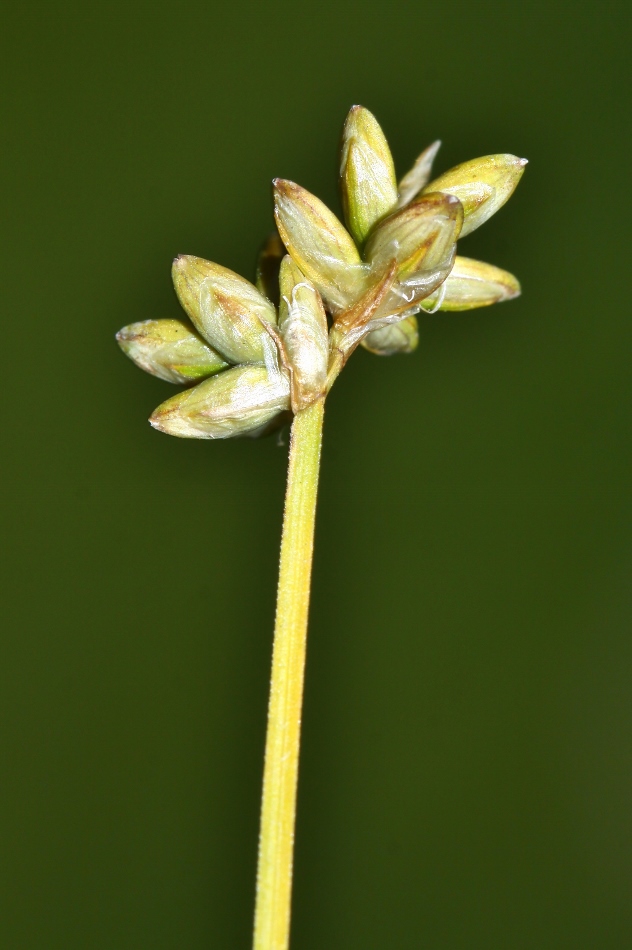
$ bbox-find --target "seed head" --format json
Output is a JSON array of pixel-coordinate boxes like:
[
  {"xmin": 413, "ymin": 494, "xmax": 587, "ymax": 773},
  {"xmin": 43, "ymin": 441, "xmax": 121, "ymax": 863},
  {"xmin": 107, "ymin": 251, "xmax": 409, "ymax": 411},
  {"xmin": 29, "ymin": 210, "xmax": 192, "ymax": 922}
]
[{"xmin": 116, "ymin": 105, "xmax": 527, "ymax": 440}]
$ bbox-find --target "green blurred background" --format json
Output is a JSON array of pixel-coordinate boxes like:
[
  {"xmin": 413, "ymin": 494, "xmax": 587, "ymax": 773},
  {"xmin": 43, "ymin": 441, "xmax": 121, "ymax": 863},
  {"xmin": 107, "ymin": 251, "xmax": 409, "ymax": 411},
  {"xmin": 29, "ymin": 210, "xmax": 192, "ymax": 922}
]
[{"xmin": 2, "ymin": 2, "xmax": 631, "ymax": 947}]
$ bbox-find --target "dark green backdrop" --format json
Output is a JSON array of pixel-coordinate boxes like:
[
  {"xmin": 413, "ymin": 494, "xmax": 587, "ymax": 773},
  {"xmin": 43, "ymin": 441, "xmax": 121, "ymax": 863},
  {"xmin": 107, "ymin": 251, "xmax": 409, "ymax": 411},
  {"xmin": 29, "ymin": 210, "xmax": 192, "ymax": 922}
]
[{"xmin": 2, "ymin": 3, "xmax": 631, "ymax": 947}]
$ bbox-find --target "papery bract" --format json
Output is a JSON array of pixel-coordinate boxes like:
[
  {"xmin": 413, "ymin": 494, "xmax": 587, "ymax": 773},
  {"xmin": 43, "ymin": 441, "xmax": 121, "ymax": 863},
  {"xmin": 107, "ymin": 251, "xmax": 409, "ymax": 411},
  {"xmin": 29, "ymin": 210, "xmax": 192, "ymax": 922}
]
[
  {"xmin": 278, "ymin": 256, "xmax": 329, "ymax": 409},
  {"xmin": 363, "ymin": 316, "xmax": 419, "ymax": 355},
  {"xmin": 364, "ymin": 192, "xmax": 463, "ymax": 278}
]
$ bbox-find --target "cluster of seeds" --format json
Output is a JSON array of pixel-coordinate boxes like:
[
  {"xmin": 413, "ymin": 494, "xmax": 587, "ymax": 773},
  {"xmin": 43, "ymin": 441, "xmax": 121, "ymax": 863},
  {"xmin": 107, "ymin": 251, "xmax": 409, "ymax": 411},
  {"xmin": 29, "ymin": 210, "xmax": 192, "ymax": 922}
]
[{"xmin": 117, "ymin": 106, "xmax": 526, "ymax": 438}]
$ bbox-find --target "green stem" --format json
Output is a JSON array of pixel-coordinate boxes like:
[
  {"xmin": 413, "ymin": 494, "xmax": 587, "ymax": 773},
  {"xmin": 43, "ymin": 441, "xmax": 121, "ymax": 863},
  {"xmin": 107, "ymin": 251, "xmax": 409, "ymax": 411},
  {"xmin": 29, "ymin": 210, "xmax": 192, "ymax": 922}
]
[{"xmin": 253, "ymin": 397, "xmax": 325, "ymax": 950}]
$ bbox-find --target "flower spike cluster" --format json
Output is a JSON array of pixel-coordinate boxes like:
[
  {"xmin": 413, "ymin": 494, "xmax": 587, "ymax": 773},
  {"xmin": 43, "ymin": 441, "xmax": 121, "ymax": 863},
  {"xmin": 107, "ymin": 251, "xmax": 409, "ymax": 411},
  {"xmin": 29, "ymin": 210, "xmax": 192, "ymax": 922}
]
[{"xmin": 117, "ymin": 106, "xmax": 527, "ymax": 438}]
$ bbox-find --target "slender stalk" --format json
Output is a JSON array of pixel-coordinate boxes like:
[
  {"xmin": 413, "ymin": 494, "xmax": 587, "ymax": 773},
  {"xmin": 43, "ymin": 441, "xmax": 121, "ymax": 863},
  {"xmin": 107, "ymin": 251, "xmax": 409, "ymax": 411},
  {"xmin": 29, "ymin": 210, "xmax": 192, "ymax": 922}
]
[{"xmin": 253, "ymin": 397, "xmax": 325, "ymax": 950}]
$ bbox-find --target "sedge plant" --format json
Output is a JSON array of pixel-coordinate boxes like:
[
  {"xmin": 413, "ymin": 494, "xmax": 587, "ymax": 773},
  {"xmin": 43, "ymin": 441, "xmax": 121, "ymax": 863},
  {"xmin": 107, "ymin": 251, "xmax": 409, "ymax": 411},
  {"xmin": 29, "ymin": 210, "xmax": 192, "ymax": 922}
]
[{"xmin": 116, "ymin": 105, "xmax": 526, "ymax": 950}]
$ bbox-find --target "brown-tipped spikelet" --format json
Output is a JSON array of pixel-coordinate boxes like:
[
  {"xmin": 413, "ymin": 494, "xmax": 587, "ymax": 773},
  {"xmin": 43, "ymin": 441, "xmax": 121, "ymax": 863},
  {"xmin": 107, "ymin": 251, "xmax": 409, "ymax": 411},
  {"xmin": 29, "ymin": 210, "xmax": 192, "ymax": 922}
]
[
  {"xmin": 422, "ymin": 154, "xmax": 527, "ymax": 237},
  {"xmin": 149, "ymin": 364, "xmax": 291, "ymax": 440},
  {"xmin": 422, "ymin": 256, "xmax": 521, "ymax": 311},
  {"xmin": 340, "ymin": 106, "xmax": 398, "ymax": 246},
  {"xmin": 116, "ymin": 319, "xmax": 228, "ymax": 384},
  {"xmin": 172, "ymin": 255, "xmax": 277, "ymax": 364},
  {"xmin": 273, "ymin": 179, "xmax": 368, "ymax": 313}
]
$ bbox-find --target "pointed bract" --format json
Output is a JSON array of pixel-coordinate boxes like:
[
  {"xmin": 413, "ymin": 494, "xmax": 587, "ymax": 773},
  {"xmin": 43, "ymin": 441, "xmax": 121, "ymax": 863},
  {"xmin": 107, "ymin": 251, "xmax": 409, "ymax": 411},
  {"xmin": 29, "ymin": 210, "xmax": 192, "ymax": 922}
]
[
  {"xmin": 327, "ymin": 264, "xmax": 401, "ymax": 375},
  {"xmin": 369, "ymin": 240, "xmax": 459, "ymax": 327},
  {"xmin": 422, "ymin": 154, "xmax": 527, "ymax": 237},
  {"xmin": 340, "ymin": 106, "xmax": 398, "ymax": 246},
  {"xmin": 116, "ymin": 319, "xmax": 229, "ymax": 384},
  {"xmin": 362, "ymin": 316, "xmax": 419, "ymax": 356},
  {"xmin": 278, "ymin": 257, "xmax": 329, "ymax": 408},
  {"xmin": 397, "ymin": 140, "xmax": 442, "ymax": 208},
  {"xmin": 149, "ymin": 363, "xmax": 291, "ymax": 439},
  {"xmin": 393, "ymin": 248, "xmax": 457, "ymax": 312},
  {"xmin": 422, "ymin": 256, "xmax": 521, "ymax": 311},
  {"xmin": 172, "ymin": 255, "xmax": 277, "ymax": 364},
  {"xmin": 334, "ymin": 262, "xmax": 398, "ymax": 332},
  {"xmin": 273, "ymin": 179, "xmax": 368, "ymax": 314}
]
